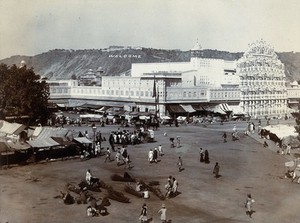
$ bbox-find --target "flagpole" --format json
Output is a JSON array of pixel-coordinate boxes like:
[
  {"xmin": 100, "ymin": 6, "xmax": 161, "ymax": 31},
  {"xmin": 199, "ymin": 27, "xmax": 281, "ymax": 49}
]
[{"xmin": 152, "ymin": 75, "xmax": 158, "ymax": 118}]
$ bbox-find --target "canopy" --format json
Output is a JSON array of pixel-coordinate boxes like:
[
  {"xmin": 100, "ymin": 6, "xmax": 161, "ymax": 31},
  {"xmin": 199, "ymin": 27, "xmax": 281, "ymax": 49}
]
[
  {"xmin": 0, "ymin": 121, "xmax": 26, "ymax": 135},
  {"xmin": 73, "ymin": 137, "xmax": 92, "ymax": 144},
  {"xmin": 180, "ymin": 105, "xmax": 196, "ymax": 113},
  {"xmin": 27, "ymin": 138, "xmax": 60, "ymax": 148},
  {"xmin": 160, "ymin": 115, "xmax": 171, "ymax": 120},
  {"xmin": 166, "ymin": 105, "xmax": 186, "ymax": 113},
  {"xmin": 262, "ymin": 124, "xmax": 299, "ymax": 147},
  {"xmin": 80, "ymin": 114, "xmax": 103, "ymax": 119}
]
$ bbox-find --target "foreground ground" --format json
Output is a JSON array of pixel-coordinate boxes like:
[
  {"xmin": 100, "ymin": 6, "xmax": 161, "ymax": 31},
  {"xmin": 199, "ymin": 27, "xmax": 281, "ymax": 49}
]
[{"xmin": 1, "ymin": 120, "xmax": 300, "ymax": 223}]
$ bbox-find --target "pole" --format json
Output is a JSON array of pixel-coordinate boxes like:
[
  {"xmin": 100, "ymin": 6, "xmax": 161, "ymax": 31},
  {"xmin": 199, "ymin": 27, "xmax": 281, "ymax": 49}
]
[{"xmin": 6, "ymin": 146, "xmax": 9, "ymax": 168}]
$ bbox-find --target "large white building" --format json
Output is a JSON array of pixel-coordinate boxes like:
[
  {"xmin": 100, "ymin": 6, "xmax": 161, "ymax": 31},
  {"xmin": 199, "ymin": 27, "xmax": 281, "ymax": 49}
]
[
  {"xmin": 237, "ymin": 39, "xmax": 288, "ymax": 116},
  {"xmin": 48, "ymin": 40, "xmax": 296, "ymax": 118}
]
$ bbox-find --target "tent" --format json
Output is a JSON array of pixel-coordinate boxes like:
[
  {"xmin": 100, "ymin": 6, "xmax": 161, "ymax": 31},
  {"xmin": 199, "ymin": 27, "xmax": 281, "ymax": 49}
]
[{"xmin": 262, "ymin": 124, "xmax": 299, "ymax": 147}]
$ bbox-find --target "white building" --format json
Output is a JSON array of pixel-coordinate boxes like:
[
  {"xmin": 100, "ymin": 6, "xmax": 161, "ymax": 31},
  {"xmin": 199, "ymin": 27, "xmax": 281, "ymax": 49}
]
[
  {"xmin": 237, "ymin": 39, "xmax": 288, "ymax": 116},
  {"xmin": 48, "ymin": 40, "xmax": 297, "ymax": 118}
]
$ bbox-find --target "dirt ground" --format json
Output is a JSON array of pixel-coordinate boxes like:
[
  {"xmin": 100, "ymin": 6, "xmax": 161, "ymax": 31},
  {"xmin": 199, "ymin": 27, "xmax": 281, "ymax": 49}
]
[{"xmin": 1, "ymin": 120, "xmax": 300, "ymax": 223}]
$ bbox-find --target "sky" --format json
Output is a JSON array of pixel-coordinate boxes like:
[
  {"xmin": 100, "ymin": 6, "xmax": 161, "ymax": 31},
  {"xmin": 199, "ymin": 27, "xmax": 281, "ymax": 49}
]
[{"xmin": 0, "ymin": 0, "xmax": 300, "ymax": 59}]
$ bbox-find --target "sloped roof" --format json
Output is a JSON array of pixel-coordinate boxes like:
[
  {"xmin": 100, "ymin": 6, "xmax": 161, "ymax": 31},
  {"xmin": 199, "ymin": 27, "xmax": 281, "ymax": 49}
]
[
  {"xmin": 0, "ymin": 140, "xmax": 30, "ymax": 153},
  {"xmin": 32, "ymin": 127, "xmax": 69, "ymax": 139},
  {"xmin": 0, "ymin": 121, "xmax": 26, "ymax": 135},
  {"xmin": 180, "ymin": 105, "xmax": 196, "ymax": 113},
  {"xmin": 0, "ymin": 141, "xmax": 14, "ymax": 153},
  {"xmin": 27, "ymin": 138, "xmax": 60, "ymax": 148},
  {"xmin": 6, "ymin": 141, "xmax": 31, "ymax": 151},
  {"xmin": 166, "ymin": 105, "xmax": 186, "ymax": 113},
  {"xmin": 74, "ymin": 137, "xmax": 92, "ymax": 144},
  {"xmin": 27, "ymin": 127, "xmax": 70, "ymax": 148},
  {"xmin": 52, "ymin": 137, "xmax": 75, "ymax": 146}
]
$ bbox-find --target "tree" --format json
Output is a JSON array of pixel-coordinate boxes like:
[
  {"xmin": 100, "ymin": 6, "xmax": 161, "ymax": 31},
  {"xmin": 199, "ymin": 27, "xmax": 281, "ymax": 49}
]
[{"xmin": 0, "ymin": 63, "xmax": 50, "ymax": 125}]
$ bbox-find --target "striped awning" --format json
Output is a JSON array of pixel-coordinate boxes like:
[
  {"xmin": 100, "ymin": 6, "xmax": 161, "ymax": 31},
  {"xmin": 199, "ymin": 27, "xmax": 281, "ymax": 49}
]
[
  {"xmin": 180, "ymin": 105, "xmax": 196, "ymax": 113},
  {"xmin": 166, "ymin": 105, "xmax": 186, "ymax": 113}
]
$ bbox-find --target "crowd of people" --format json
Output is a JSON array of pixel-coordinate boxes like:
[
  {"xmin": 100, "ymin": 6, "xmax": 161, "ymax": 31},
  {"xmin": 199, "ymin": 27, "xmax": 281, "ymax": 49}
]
[{"xmin": 69, "ymin": 117, "xmax": 265, "ymax": 221}]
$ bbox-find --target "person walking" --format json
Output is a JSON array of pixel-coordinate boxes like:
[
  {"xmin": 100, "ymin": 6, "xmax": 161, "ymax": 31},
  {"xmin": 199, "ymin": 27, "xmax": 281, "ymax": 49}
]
[
  {"xmin": 199, "ymin": 148, "xmax": 204, "ymax": 162},
  {"xmin": 245, "ymin": 194, "xmax": 255, "ymax": 218},
  {"xmin": 139, "ymin": 203, "xmax": 148, "ymax": 223},
  {"xmin": 153, "ymin": 148, "xmax": 158, "ymax": 163},
  {"xmin": 148, "ymin": 149, "xmax": 154, "ymax": 163},
  {"xmin": 286, "ymin": 143, "xmax": 291, "ymax": 155},
  {"xmin": 222, "ymin": 132, "xmax": 227, "ymax": 143},
  {"xmin": 172, "ymin": 177, "xmax": 178, "ymax": 195},
  {"xmin": 86, "ymin": 169, "xmax": 92, "ymax": 185},
  {"xmin": 115, "ymin": 151, "xmax": 122, "ymax": 166},
  {"xmin": 204, "ymin": 150, "xmax": 210, "ymax": 164},
  {"xmin": 158, "ymin": 204, "xmax": 167, "ymax": 223},
  {"xmin": 158, "ymin": 145, "xmax": 164, "ymax": 156},
  {"xmin": 213, "ymin": 162, "xmax": 220, "ymax": 178},
  {"xmin": 104, "ymin": 147, "xmax": 113, "ymax": 162},
  {"xmin": 124, "ymin": 155, "xmax": 132, "ymax": 169},
  {"xmin": 177, "ymin": 156, "xmax": 183, "ymax": 172}
]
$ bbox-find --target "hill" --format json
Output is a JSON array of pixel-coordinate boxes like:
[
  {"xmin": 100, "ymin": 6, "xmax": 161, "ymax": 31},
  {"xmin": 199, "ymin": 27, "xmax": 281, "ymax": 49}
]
[{"xmin": 0, "ymin": 48, "xmax": 299, "ymax": 81}]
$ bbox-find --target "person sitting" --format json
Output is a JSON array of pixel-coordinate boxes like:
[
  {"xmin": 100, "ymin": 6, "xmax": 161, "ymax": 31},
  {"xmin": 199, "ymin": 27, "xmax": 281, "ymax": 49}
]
[
  {"xmin": 86, "ymin": 169, "xmax": 99, "ymax": 186},
  {"xmin": 142, "ymin": 189, "xmax": 150, "ymax": 199},
  {"xmin": 86, "ymin": 205, "xmax": 98, "ymax": 217}
]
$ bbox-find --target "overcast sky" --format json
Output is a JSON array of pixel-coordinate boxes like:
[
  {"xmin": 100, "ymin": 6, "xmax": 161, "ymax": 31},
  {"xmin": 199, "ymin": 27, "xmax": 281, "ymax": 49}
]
[{"xmin": 0, "ymin": 0, "xmax": 300, "ymax": 59}]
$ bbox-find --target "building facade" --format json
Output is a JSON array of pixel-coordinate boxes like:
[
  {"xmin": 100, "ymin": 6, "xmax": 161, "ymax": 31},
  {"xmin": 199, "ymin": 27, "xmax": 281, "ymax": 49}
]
[
  {"xmin": 48, "ymin": 40, "xmax": 298, "ymax": 118},
  {"xmin": 236, "ymin": 39, "xmax": 287, "ymax": 116}
]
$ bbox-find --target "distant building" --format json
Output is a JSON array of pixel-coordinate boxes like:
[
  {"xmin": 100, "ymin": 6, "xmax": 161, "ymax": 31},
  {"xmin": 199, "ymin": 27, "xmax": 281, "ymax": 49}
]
[{"xmin": 48, "ymin": 40, "xmax": 298, "ymax": 118}]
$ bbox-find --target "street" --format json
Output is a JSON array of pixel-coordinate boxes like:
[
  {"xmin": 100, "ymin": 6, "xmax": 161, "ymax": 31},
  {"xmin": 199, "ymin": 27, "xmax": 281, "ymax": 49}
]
[{"xmin": 0, "ymin": 118, "xmax": 299, "ymax": 223}]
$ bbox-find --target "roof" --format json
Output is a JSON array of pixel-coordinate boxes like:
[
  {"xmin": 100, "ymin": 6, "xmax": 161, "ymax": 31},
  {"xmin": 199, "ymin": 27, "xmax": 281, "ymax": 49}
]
[
  {"xmin": 180, "ymin": 105, "xmax": 196, "ymax": 113},
  {"xmin": 0, "ymin": 141, "xmax": 15, "ymax": 153},
  {"xmin": 166, "ymin": 105, "xmax": 186, "ymax": 113},
  {"xmin": 0, "ymin": 140, "xmax": 30, "ymax": 153},
  {"xmin": 27, "ymin": 138, "xmax": 60, "ymax": 148},
  {"xmin": 27, "ymin": 127, "xmax": 70, "ymax": 148},
  {"xmin": 262, "ymin": 124, "xmax": 298, "ymax": 139},
  {"xmin": 0, "ymin": 121, "xmax": 26, "ymax": 135},
  {"xmin": 73, "ymin": 137, "xmax": 92, "ymax": 144},
  {"xmin": 32, "ymin": 127, "xmax": 69, "ymax": 139},
  {"xmin": 52, "ymin": 137, "xmax": 76, "ymax": 146}
]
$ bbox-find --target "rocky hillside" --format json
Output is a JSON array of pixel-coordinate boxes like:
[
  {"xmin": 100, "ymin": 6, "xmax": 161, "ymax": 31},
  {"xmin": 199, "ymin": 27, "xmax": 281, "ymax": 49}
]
[{"xmin": 0, "ymin": 48, "xmax": 299, "ymax": 81}]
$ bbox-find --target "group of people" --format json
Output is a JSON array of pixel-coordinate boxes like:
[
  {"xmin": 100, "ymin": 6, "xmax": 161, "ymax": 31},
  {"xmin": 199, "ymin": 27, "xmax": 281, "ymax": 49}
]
[
  {"xmin": 199, "ymin": 148, "xmax": 210, "ymax": 164},
  {"xmin": 165, "ymin": 175, "xmax": 179, "ymax": 198},
  {"xmin": 114, "ymin": 146, "xmax": 132, "ymax": 169},
  {"xmin": 139, "ymin": 203, "xmax": 167, "ymax": 223},
  {"xmin": 148, "ymin": 145, "xmax": 164, "ymax": 164}
]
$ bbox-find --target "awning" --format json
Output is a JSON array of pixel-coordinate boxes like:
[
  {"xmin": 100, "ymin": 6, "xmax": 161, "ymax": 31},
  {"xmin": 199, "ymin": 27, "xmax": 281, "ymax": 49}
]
[
  {"xmin": 52, "ymin": 137, "xmax": 75, "ymax": 146},
  {"xmin": 0, "ymin": 141, "xmax": 16, "ymax": 153},
  {"xmin": 160, "ymin": 115, "xmax": 171, "ymax": 120},
  {"xmin": 0, "ymin": 121, "xmax": 26, "ymax": 135},
  {"xmin": 78, "ymin": 103, "xmax": 103, "ymax": 109},
  {"xmin": 6, "ymin": 141, "xmax": 31, "ymax": 151},
  {"xmin": 230, "ymin": 105, "xmax": 246, "ymax": 115},
  {"xmin": 212, "ymin": 104, "xmax": 232, "ymax": 114},
  {"xmin": 166, "ymin": 105, "xmax": 186, "ymax": 113},
  {"xmin": 0, "ymin": 141, "xmax": 30, "ymax": 154},
  {"xmin": 73, "ymin": 137, "xmax": 92, "ymax": 144},
  {"xmin": 27, "ymin": 138, "xmax": 60, "ymax": 148},
  {"xmin": 180, "ymin": 105, "xmax": 196, "ymax": 113},
  {"xmin": 219, "ymin": 103, "xmax": 232, "ymax": 112},
  {"xmin": 80, "ymin": 114, "xmax": 103, "ymax": 119}
]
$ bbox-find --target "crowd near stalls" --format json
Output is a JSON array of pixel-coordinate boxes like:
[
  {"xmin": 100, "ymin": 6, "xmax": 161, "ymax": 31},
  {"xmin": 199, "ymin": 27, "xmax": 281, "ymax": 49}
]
[
  {"xmin": 0, "ymin": 120, "xmax": 85, "ymax": 166},
  {"xmin": 0, "ymin": 114, "xmax": 156, "ymax": 166}
]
